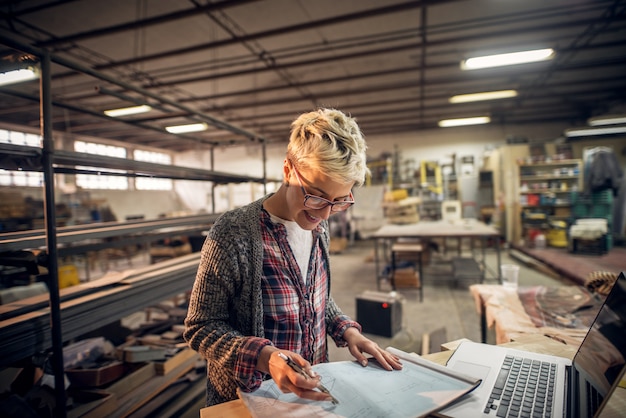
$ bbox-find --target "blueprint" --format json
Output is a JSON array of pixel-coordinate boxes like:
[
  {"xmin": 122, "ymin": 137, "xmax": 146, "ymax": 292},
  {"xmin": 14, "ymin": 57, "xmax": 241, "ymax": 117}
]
[{"xmin": 238, "ymin": 350, "xmax": 480, "ymax": 418}]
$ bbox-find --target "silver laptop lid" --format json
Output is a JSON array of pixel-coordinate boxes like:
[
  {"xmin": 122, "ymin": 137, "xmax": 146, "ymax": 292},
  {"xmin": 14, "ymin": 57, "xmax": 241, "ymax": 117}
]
[{"xmin": 571, "ymin": 272, "xmax": 626, "ymax": 418}]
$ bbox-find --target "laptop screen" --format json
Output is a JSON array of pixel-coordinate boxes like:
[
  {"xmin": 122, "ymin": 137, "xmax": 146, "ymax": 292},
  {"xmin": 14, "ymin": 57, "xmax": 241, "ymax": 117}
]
[{"xmin": 572, "ymin": 272, "xmax": 626, "ymax": 417}]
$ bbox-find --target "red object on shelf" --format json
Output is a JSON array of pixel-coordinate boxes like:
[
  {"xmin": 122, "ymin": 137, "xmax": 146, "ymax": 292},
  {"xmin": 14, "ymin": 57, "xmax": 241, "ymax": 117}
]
[
  {"xmin": 528, "ymin": 229, "xmax": 542, "ymax": 244},
  {"xmin": 527, "ymin": 194, "xmax": 540, "ymax": 206}
]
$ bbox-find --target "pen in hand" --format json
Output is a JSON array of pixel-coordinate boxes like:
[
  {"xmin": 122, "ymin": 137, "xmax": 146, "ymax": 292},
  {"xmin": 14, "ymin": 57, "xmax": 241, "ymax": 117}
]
[{"xmin": 277, "ymin": 352, "xmax": 339, "ymax": 404}]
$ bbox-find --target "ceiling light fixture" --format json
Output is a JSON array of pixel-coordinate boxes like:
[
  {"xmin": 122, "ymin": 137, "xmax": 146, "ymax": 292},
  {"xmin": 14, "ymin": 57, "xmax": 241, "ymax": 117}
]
[
  {"xmin": 0, "ymin": 67, "xmax": 39, "ymax": 86},
  {"xmin": 449, "ymin": 90, "xmax": 518, "ymax": 103},
  {"xmin": 438, "ymin": 116, "xmax": 491, "ymax": 128},
  {"xmin": 104, "ymin": 104, "xmax": 152, "ymax": 117},
  {"xmin": 461, "ymin": 48, "xmax": 555, "ymax": 70},
  {"xmin": 565, "ymin": 126, "xmax": 626, "ymax": 138},
  {"xmin": 165, "ymin": 122, "xmax": 208, "ymax": 134},
  {"xmin": 588, "ymin": 115, "xmax": 626, "ymax": 126}
]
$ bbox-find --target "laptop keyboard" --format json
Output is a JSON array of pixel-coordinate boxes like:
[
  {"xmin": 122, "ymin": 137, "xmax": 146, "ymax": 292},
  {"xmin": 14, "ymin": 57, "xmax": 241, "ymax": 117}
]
[{"xmin": 484, "ymin": 354, "xmax": 557, "ymax": 418}]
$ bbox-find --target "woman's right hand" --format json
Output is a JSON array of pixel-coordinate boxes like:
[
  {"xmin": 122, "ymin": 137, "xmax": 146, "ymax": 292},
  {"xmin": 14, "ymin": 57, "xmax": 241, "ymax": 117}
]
[{"xmin": 260, "ymin": 347, "xmax": 334, "ymax": 402}]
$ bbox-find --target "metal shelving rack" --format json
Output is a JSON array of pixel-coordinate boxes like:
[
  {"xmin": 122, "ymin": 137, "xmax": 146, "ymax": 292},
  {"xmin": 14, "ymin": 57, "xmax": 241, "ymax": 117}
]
[
  {"xmin": 516, "ymin": 159, "xmax": 583, "ymax": 244},
  {"xmin": 0, "ymin": 37, "xmax": 272, "ymax": 417},
  {"xmin": 0, "ymin": 253, "xmax": 202, "ymax": 368}
]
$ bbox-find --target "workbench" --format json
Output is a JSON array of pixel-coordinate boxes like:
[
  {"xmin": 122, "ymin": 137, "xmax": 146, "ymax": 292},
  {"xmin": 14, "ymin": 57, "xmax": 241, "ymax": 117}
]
[
  {"xmin": 372, "ymin": 220, "xmax": 502, "ymax": 292},
  {"xmin": 469, "ymin": 284, "xmax": 603, "ymax": 345}
]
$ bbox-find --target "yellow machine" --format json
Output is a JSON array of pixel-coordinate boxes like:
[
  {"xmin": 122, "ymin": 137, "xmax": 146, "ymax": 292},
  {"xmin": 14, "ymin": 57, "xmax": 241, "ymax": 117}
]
[
  {"xmin": 546, "ymin": 220, "xmax": 568, "ymax": 248},
  {"xmin": 420, "ymin": 161, "xmax": 442, "ymax": 196}
]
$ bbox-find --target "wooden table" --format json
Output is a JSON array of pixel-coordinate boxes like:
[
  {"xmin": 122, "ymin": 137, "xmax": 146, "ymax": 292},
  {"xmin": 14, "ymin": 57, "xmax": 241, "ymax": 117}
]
[
  {"xmin": 372, "ymin": 220, "xmax": 502, "ymax": 290},
  {"xmin": 200, "ymin": 335, "xmax": 620, "ymax": 418}
]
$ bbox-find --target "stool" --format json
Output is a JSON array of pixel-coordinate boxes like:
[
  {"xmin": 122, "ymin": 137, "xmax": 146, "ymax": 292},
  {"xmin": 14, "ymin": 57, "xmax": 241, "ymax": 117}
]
[{"xmin": 390, "ymin": 241, "xmax": 423, "ymax": 302}]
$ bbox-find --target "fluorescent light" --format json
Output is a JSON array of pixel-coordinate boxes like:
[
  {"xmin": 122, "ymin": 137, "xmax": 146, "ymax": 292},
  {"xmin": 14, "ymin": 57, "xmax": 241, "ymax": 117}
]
[
  {"xmin": 588, "ymin": 115, "xmax": 626, "ymax": 126},
  {"xmin": 104, "ymin": 104, "xmax": 152, "ymax": 117},
  {"xmin": 565, "ymin": 126, "xmax": 626, "ymax": 138},
  {"xmin": 449, "ymin": 90, "xmax": 518, "ymax": 103},
  {"xmin": 461, "ymin": 48, "xmax": 555, "ymax": 70},
  {"xmin": 439, "ymin": 116, "xmax": 491, "ymax": 127},
  {"xmin": 0, "ymin": 67, "xmax": 39, "ymax": 86},
  {"xmin": 165, "ymin": 122, "xmax": 208, "ymax": 134}
]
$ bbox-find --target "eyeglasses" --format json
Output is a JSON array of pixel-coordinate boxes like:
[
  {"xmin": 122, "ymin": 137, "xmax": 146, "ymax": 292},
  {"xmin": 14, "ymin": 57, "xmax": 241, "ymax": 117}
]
[{"xmin": 291, "ymin": 163, "xmax": 355, "ymax": 212}]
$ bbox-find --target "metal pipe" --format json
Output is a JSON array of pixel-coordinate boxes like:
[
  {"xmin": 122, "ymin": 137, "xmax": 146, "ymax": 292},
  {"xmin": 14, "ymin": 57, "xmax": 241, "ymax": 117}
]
[
  {"xmin": 0, "ymin": 86, "xmax": 220, "ymax": 147},
  {"xmin": 210, "ymin": 148, "xmax": 215, "ymax": 213},
  {"xmin": 40, "ymin": 49, "xmax": 67, "ymax": 418},
  {"xmin": 0, "ymin": 34, "xmax": 263, "ymax": 142},
  {"xmin": 95, "ymin": 0, "xmax": 455, "ymax": 70},
  {"xmin": 262, "ymin": 139, "xmax": 267, "ymax": 196},
  {"xmin": 94, "ymin": 85, "xmax": 170, "ymax": 113},
  {"xmin": 146, "ymin": 41, "xmax": 423, "ymax": 89},
  {"xmin": 419, "ymin": 6, "xmax": 427, "ymax": 124},
  {"xmin": 36, "ymin": 0, "xmax": 260, "ymax": 47},
  {"xmin": 105, "ymin": 7, "xmax": 620, "ymax": 81},
  {"xmin": 207, "ymin": 55, "xmax": 626, "ymax": 113}
]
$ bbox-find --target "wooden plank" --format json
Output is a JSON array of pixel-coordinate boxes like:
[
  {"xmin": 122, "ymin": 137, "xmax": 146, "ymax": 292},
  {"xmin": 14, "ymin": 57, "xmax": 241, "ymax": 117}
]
[
  {"xmin": 154, "ymin": 348, "xmax": 200, "ymax": 376},
  {"xmin": 104, "ymin": 363, "xmax": 155, "ymax": 399},
  {"xmin": 109, "ymin": 353, "xmax": 198, "ymax": 418},
  {"xmin": 66, "ymin": 390, "xmax": 117, "ymax": 418},
  {"xmin": 129, "ymin": 375, "xmax": 205, "ymax": 418}
]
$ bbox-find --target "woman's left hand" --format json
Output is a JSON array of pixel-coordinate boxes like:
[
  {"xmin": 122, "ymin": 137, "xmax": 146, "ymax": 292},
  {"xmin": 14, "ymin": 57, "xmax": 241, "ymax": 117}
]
[{"xmin": 342, "ymin": 327, "xmax": 403, "ymax": 371}]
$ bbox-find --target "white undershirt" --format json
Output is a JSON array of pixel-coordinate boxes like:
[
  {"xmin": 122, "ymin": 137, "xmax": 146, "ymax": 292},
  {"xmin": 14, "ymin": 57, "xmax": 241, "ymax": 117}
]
[{"xmin": 269, "ymin": 213, "xmax": 313, "ymax": 284}]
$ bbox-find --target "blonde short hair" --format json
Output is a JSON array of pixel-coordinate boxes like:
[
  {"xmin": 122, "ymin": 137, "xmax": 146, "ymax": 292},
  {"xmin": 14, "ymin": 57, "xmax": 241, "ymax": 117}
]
[{"xmin": 287, "ymin": 108, "xmax": 370, "ymax": 187}]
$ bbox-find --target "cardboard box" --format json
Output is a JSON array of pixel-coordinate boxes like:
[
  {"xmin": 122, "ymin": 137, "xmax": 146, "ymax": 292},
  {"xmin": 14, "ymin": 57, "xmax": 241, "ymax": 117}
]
[
  {"xmin": 393, "ymin": 269, "xmax": 420, "ymax": 289},
  {"xmin": 329, "ymin": 237, "xmax": 348, "ymax": 254},
  {"xmin": 66, "ymin": 360, "xmax": 126, "ymax": 388}
]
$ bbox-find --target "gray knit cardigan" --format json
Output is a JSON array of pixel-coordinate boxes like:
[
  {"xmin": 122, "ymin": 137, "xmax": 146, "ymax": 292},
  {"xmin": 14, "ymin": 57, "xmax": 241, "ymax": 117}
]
[{"xmin": 184, "ymin": 195, "xmax": 355, "ymax": 406}]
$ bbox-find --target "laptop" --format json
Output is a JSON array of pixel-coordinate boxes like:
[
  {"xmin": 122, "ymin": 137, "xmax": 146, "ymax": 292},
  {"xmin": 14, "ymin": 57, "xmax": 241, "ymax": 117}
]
[{"xmin": 441, "ymin": 272, "xmax": 626, "ymax": 418}]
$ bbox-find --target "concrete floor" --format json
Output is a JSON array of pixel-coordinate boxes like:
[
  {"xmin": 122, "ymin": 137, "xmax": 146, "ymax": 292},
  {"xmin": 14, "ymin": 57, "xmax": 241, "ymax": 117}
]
[{"xmin": 326, "ymin": 238, "xmax": 565, "ymax": 362}]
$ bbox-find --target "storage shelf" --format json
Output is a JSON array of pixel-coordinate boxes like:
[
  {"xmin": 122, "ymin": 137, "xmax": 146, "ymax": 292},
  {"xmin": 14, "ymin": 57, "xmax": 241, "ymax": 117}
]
[
  {"xmin": 517, "ymin": 159, "xmax": 582, "ymax": 167},
  {"xmin": 520, "ymin": 175, "xmax": 579, "ymax": 181},
  {"xmin": 0, "ymin": 45, "xmax": 272, "ymax": 415},
  {"xmin": 1, "ymin": 143, "xmax": 267, "ymax": 184},
  {"xmin": 520, "ymin": 189, "xmax": 576, "ymax": 194},
  {"xmin": 0, "ymin": 213, "xmax": 219, "ymax": 253},
  {"xmin": 517, "ymin": 159, "xmax": 583, "ymax": 243},
  {"xmin": 521, "ymin": 204, "xmax": 571, "ymax": 208},
  {"xmin": 0, "ymin": 253, "xmax": 200, "ymax": 368}
]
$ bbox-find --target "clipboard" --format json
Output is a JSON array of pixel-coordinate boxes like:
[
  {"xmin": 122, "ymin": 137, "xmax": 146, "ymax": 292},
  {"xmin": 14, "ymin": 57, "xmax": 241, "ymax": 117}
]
[{"xmin": 237, "ymin": 347, "xmax": 481, "ymax": 418}]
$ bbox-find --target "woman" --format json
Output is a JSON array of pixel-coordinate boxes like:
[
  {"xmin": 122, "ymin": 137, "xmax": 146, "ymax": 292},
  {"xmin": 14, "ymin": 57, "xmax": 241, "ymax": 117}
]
[{"xmin": 184, "ymin": 108, "xmax": 402, "ymax": 407}]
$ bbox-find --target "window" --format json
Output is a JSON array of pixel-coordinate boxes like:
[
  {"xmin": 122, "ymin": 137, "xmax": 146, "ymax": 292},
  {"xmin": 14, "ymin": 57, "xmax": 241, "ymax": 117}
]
[
  {"xmin": 0, "ymin": 129, "xmax": 42, "ymax": 147},
  {"xmin": 0, "ymin": 128, "xmax": 44, "ymax": 187},
  {"xmin": 133, "ymin": 149, "xmax": 173, "ymax": 191},
  {"xmin": 75, "ymin": 140, "xmax": 126, "ymax": 158},
  {"xmin": 74, "ymin": 140, "xmax": 128, "ymax": 190}
]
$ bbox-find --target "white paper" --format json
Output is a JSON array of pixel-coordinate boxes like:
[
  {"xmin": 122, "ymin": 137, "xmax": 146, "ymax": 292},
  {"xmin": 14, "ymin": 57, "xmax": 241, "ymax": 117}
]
[{"xmin": 238, "ymin": 350, "xmax": 479, "ymax": 418}]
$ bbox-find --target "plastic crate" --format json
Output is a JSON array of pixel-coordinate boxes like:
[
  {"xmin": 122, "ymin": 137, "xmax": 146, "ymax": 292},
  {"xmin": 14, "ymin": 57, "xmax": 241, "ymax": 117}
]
[
  {"xmin": 570, "ymin": 235, "xmax": 609, "ymax": 255},
  {"xmin": 571, "ymin": 189, "xmax": 613, "ymax": 205},
  {"xmin": 571, "ymin": 190, "xmax": 613, "ymax": 219},
  {"xmin": 591, "ymin": 205, "xmax": 613, "ymax": 219},
  {"xmin": 591, "ymin": 189, "xmax": 613, "ymax": 205}
]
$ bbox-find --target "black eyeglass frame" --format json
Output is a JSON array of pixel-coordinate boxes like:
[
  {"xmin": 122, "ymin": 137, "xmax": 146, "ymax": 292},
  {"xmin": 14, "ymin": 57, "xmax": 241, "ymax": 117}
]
[{"xmin": 290, "ymin": 162, "xmax": 355, "ymax": 212}]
